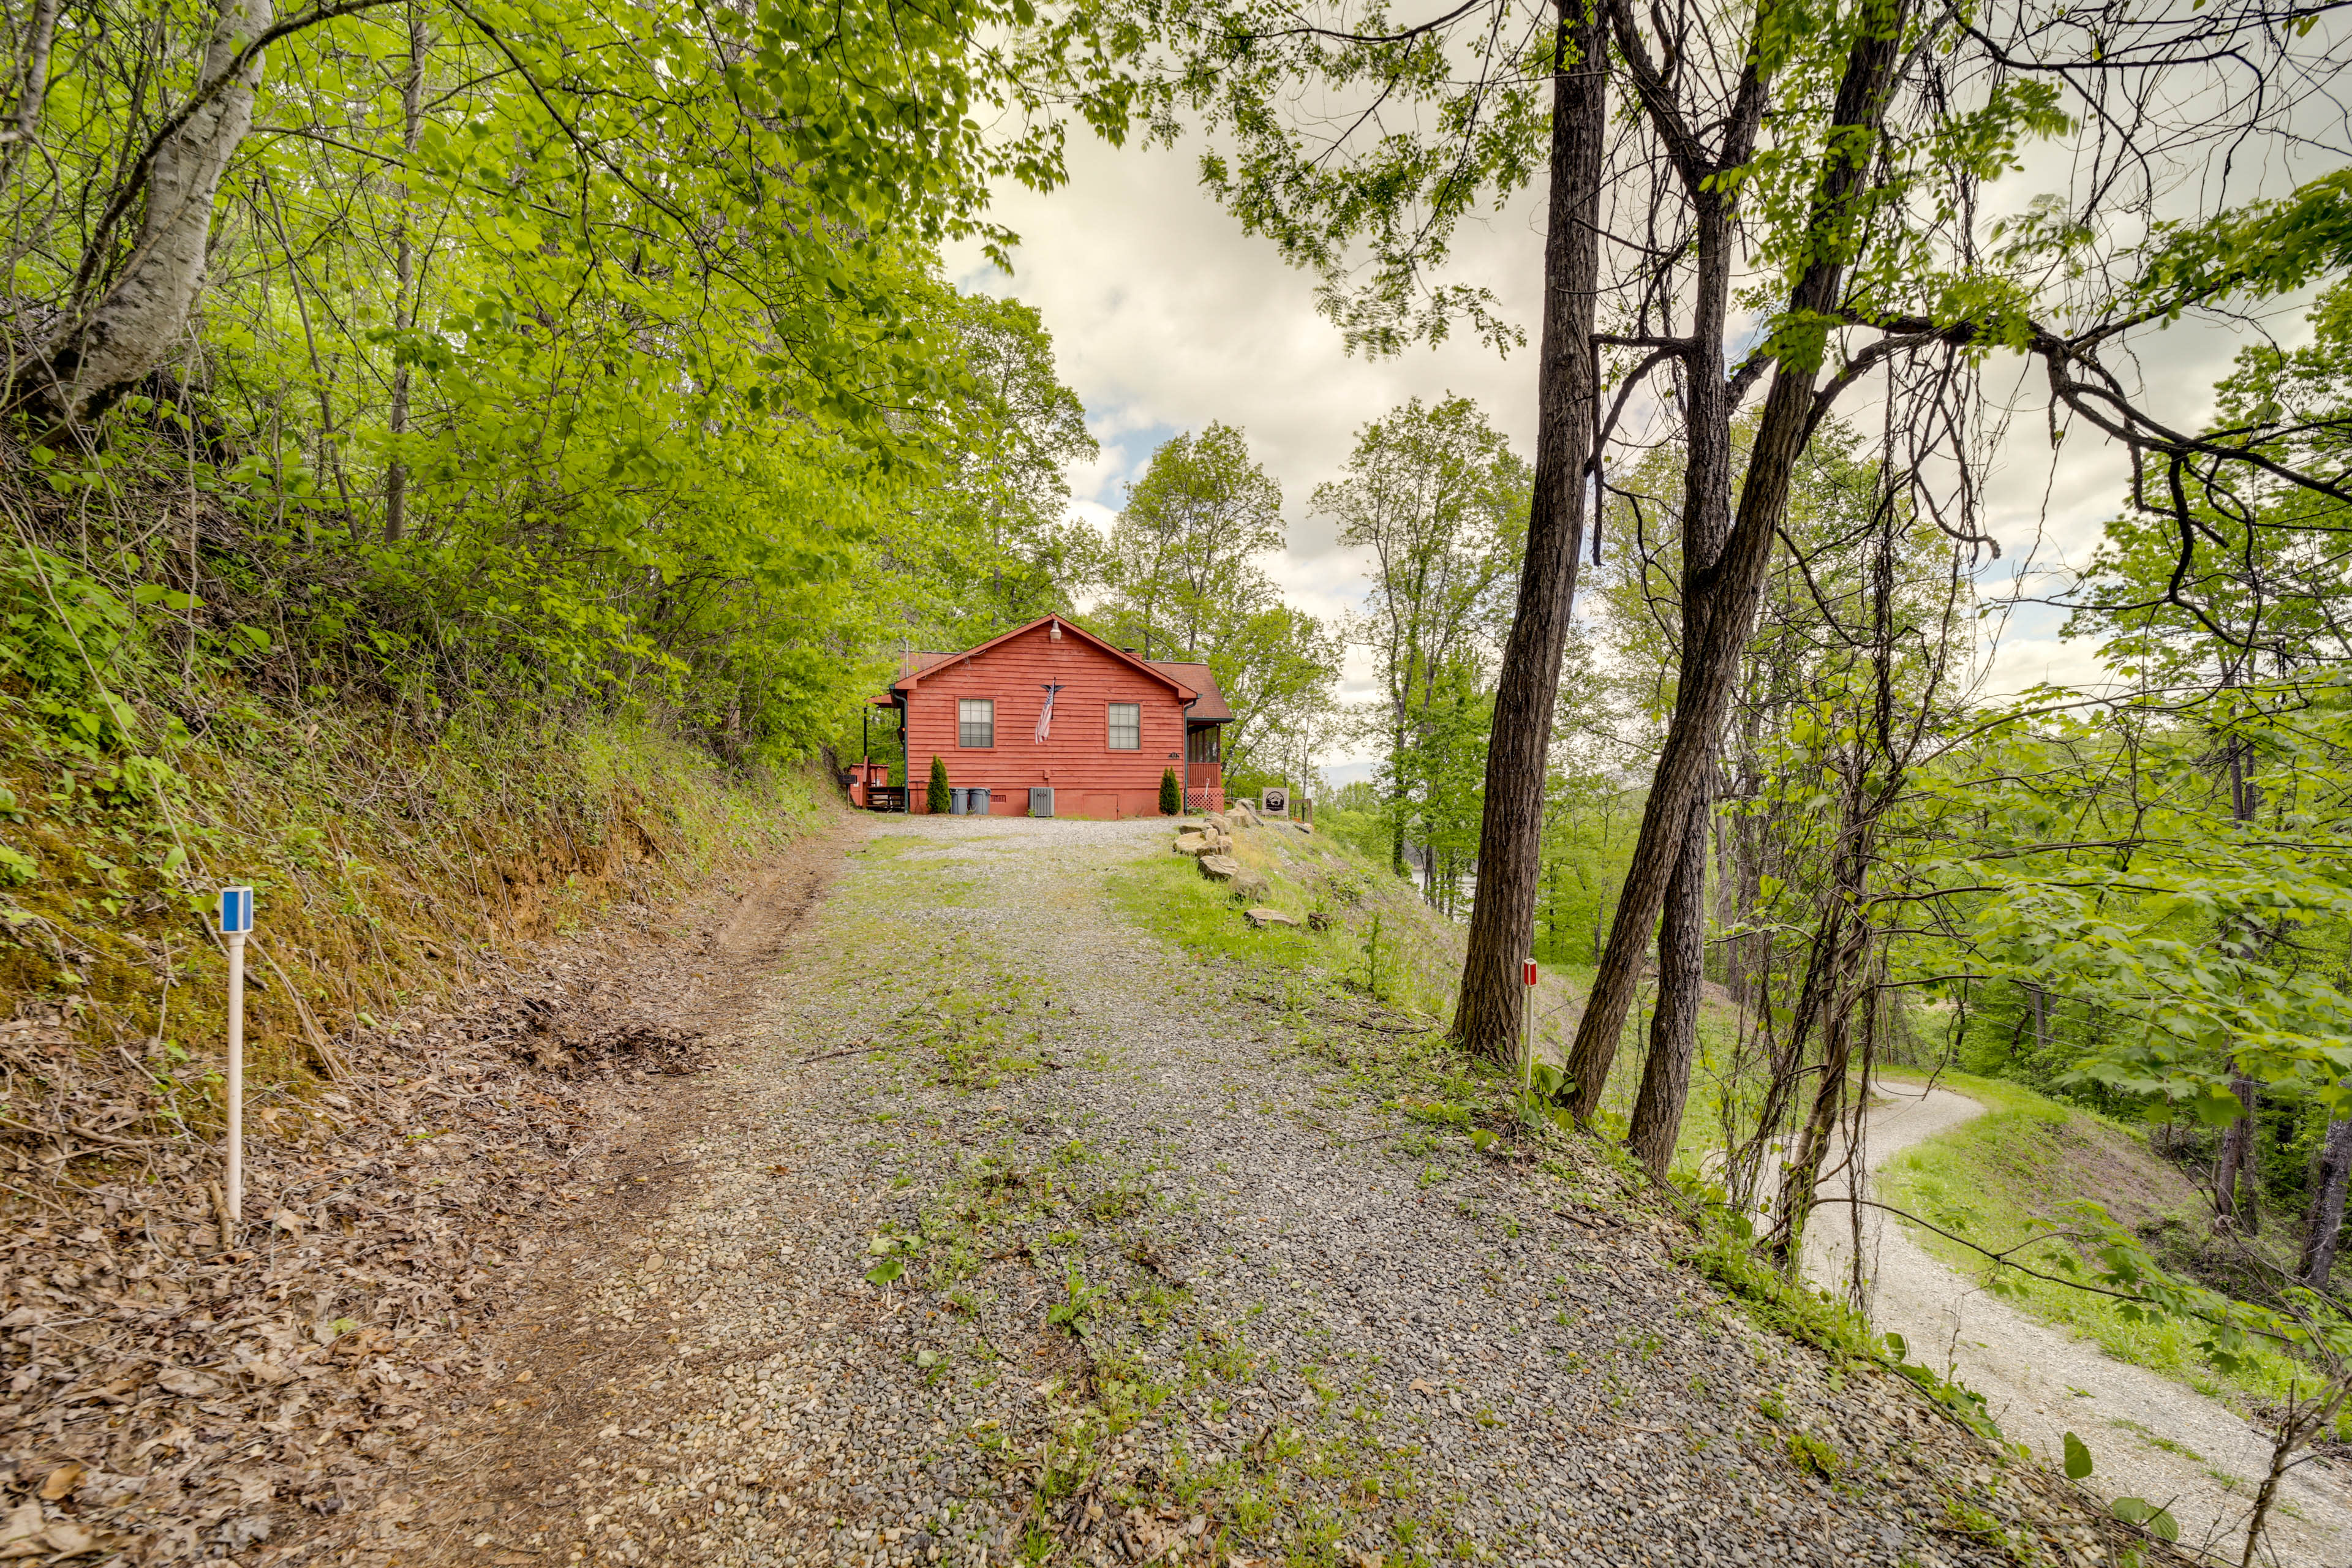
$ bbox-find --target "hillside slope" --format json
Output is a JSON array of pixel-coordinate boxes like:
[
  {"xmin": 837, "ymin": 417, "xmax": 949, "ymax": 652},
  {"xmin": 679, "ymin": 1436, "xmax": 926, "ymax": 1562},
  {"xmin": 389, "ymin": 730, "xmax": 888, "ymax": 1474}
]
[
  {"xmin": 0, "ymin": 703, "xmax": 834, "ymax": 1563},
  {"xmin": 1824, "ymin": 1081, "xmax": 2352, "ymax": 1566},
  {"xmin": 1877, "ymin": 1071, "xmax": 2329, "ymax": 1422}
]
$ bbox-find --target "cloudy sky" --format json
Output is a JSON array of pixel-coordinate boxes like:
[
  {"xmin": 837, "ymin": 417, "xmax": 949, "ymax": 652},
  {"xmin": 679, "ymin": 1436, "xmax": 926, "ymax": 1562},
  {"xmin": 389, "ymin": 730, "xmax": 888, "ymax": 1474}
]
[{"xmin": 944, "ymin": 127, "xmax": 2299, "ymax": 778}]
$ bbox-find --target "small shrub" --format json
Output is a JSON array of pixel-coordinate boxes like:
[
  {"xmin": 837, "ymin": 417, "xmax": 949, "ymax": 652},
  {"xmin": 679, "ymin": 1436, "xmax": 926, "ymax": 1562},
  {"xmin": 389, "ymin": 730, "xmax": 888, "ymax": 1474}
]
[
  {"xmin": 1159, "ymin": 767, "xmax": 1180, "ymax": 815},
  {"xmin": 927, "ymin": 753, "xmax": 951, "ymax": 813}
]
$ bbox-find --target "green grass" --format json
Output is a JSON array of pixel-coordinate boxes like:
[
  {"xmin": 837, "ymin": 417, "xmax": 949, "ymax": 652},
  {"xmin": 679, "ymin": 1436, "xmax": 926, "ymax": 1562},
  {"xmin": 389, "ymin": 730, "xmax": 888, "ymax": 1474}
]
[
  {"xmin": 1874, "ymin": 1067, "xmax": 2345, "ymax": 1433},
  {"xmin": 1107, "ymin": 824, "xmax": 1463, "ymax": 1025}
]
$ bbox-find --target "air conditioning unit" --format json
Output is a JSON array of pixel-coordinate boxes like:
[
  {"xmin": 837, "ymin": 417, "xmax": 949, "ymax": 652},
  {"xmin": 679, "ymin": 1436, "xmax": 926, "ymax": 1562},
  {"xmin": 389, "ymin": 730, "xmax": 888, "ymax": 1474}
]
[{"xmin": 1029, "ymin": 787, "xmax": 1055, "ymax": 818}]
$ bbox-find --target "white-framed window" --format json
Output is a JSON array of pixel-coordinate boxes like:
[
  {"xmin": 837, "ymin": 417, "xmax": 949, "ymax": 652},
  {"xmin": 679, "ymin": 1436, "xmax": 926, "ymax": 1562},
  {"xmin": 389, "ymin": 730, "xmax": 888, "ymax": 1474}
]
[
  {"xmin": 958, "ymin": 698, "xmax": 995, "ymax": 748},
  {"xmin": 1107, "ymin": 702, "xmax": 1140, "ymax": 750}
]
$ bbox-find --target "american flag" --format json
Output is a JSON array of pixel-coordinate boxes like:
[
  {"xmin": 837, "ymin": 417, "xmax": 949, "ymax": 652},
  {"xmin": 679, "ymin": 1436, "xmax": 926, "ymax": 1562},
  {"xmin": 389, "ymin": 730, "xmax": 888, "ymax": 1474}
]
[{"xmin": 1035, "ymin": 684, "xmax": 1063, "ymax": 742}]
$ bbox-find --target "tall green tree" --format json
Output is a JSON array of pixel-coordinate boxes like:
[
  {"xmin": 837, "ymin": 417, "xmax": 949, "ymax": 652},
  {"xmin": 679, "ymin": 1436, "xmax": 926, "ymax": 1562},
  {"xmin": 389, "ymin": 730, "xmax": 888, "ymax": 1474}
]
[
  {"xmin": 1094, "ymin": 423, "xmax": 1341, "ymax": 788},
  {"xmin": 1098, "ymin": 422, "xmax": 1286, "ymax": 661},
  {"xmin": 888, "ymin": 294, "xmax": 1101, "ymax": 645},
  {"xmin": 1216, "ymin": 604, "xmax": 1344, "ymax": 792},
  {"xmin": 1317, "ymin": 396, "xmax": 1528, "ymax": 883}
]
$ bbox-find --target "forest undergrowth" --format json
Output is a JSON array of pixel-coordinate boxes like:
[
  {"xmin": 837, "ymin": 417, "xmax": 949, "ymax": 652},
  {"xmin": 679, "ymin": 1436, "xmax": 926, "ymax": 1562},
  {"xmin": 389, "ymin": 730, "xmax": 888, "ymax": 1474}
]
[{"xmin": 0, "ymin": 447, "xmax": 842, "ymax": 1560}]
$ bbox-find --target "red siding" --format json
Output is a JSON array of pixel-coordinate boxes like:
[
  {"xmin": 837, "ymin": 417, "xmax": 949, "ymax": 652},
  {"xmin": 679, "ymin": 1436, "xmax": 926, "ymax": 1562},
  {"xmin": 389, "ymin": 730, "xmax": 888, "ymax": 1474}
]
[{"xmin": 905, "ymin": 624, "xmax": 1191, "ymax": 818}]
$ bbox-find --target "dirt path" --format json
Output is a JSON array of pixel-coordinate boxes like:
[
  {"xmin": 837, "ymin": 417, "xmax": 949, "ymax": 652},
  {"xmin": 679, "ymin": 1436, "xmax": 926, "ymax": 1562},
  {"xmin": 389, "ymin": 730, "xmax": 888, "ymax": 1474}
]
[
  {"xmin": 1806, "ymin": 1081, "xmax": 2352, "ymax": 1567},
  {"xmin": 331, "ymin": 818, "xmax": 2160, "ymax": 1568}
]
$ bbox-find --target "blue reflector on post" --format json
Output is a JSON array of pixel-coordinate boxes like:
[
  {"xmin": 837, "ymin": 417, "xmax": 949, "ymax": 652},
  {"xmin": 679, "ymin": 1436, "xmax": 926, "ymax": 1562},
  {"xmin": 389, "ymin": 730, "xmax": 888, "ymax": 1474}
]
[{"xmin": 219, "ymin": 886, "xmax": 254, "ymax": 934}]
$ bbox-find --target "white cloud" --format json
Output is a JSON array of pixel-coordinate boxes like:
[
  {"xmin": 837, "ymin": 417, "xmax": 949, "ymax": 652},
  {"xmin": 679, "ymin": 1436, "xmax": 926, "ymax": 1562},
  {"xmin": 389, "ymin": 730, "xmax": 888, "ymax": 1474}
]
[{"xmin": 946, "ymin": 119, "xmax": 2324, "ymax": 771}]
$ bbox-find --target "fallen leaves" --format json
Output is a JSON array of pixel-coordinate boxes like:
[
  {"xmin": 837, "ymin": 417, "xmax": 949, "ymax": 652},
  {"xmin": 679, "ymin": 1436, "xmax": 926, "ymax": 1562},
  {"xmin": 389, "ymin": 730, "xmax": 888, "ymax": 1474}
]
[
  {"xmin": 0, "ymin": 914, "xmax": 725, "ymax": 1564},
  {"xmin": 0, "ymin": 1507, "xmax": 97, "ymax": 1562}
]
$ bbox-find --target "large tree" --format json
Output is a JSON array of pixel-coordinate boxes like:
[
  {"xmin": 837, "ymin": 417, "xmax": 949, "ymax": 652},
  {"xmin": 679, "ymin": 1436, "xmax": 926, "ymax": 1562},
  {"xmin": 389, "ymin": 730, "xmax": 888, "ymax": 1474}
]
[
  {"xmin": 1097, "ymin": 0, "xmax": 2352, "ymax": 1082},
  {"xmin": 1317, "ymin": 394, "xmax": 1528, "ymax": 879},
  {"xmin": 1098, "ymin": 422, "xmax": 1287, "ymax": 660},
  {"xmin": 889, "ymin": 293, "xmax": 1101, "ymax": 644},
  {"xmin": 1094, "ymin": 423, "xmax": 1342, "ymax": 780}
]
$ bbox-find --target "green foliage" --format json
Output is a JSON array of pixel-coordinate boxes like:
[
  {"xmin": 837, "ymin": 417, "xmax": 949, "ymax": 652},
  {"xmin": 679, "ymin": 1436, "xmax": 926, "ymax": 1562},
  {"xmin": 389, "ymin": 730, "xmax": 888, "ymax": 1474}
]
[
  {"xmin": 1090, "ymin": 423, "xmax": 1342, "ymax": 785},
  {"xmin": 1317, "ymin": 395, "xmax": 1528, "ymax": 907},
  {"xmin": 2132, "ymin": 169, "xmax": 2352, "ymax": 317},
  {"xmin": 1899, "ymin": 681, "xmax": 2352, "ymax": 1130},
  {"xmin": 1879, "ymin": 1071, "xmax": 2352, "ymax": 1433},
  {"xmin": 7, "ymin": 0, "xmax": 1123, "ymax": 782},
  {"xmin": 1159, "ymin": 767, "xmax": 1181, "ymax": 815},
  {"xmin": 928, "ymin": 754, "xmax": 953, "ymax": 814},
  {"xmin": 2071, "ymin": 277, "xmax": 2352, "ymax": 669},
  {"xmin": 2109, "ymin": 1496, "xmax": 2182, "ymax": 1543},
  {"xmin": 883, "ymin": 295, "xmax": 1102, "ymax": 644}
]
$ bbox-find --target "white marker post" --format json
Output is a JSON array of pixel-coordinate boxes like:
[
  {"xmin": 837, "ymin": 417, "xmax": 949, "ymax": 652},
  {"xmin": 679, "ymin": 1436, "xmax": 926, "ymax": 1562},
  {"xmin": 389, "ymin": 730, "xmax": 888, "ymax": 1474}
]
[
  {"xmin": 219, "ymin": 886, "xmax": 254, "ymax": 1229},
  {"xmin": 1522, "ymin": 957, "xmax": 1539, "ymax": 1101}
]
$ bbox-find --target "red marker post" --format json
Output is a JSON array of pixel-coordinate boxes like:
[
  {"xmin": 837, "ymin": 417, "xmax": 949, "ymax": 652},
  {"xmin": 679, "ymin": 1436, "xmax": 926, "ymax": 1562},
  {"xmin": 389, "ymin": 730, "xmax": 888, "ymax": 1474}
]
[{"xmin": 1521, "ymin": 957, "xmax": 1539, "ymax": 1101}]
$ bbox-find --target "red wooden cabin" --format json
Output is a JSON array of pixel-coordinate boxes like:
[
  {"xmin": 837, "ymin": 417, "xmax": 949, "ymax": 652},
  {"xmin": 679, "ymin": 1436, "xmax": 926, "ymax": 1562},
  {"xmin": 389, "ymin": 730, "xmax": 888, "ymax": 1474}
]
[{"xmin": 856, "ymin": 615, "xmax": 1231, "ymax": 816}]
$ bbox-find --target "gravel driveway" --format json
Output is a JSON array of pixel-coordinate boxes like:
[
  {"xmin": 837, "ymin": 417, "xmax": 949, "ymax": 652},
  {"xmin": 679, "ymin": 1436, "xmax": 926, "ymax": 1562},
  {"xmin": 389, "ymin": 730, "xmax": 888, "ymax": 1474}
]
[
  {"xmin": 349, "ymin": 816, "xmax": 2163, "ymax": 1568},
  {"xmin": 1807, "ymin": 1082, "xmax": 2352, "ymax": 1567}
]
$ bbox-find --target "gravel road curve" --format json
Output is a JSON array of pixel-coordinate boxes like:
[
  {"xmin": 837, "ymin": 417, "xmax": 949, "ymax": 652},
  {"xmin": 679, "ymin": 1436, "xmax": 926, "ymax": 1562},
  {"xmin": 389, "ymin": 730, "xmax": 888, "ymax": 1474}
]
[
  {"xmin": 1806, "ymin": 1081, "xmax": 2352, "ymax": 1567},
  {"xmin": 336, "ymin": 818, "xmax": 2171, "ymax": 1568}
]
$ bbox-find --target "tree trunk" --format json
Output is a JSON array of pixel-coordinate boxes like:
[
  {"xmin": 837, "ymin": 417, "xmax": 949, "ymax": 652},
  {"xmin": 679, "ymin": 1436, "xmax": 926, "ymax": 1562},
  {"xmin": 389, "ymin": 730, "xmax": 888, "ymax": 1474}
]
[
  {"xmin": 21, "ymin": 0, "xmax": 272, "ymax": 431},
  {"xmin": 2299, "ymin": 1111, "xmax": 2352, "ymax": 1287},
  {"xmin": 1725, "ymin": 778, "xmax": 1882, "ymax": 1213},
  {"xmin": 0, "ymin": 0, "xmax": 59, "ymax": 166},
  {"xmin": 1452, "ymin": 0, "xmax": 1605, "ymax": 1063},
  {"xmin": 2215, "ymin": 1066, "xmax": 2260, "ymax": 1233},
  {"xmin": 2211, "ymin": 736, "xmax": 2266, "ymax": 1236},
  {"xmin": 1566, "ymin": 130, "xmax": 1733, "ymax": 1114},
  {"xmin": 1768, "ymin": 927, "xmax": 1877, "ymax": 1267},
  {"xmin": 385, "ymin": 2, "xmax": 425, "ymax": 541},
  {"xmin": 1563, "ymin": 0, "xmax": 1909, "ymax": 1118},
  {"xmin": 1768, "ymin": 994, "xmax": 1855, "ymax": 1268},
  {"xmin": 1627, "ymin": 779, "xmax": 1709, "ymax": 1177},
  {"xmin": 1389, "ymin": 710, "xmax": 1409, "ymax": 876}
]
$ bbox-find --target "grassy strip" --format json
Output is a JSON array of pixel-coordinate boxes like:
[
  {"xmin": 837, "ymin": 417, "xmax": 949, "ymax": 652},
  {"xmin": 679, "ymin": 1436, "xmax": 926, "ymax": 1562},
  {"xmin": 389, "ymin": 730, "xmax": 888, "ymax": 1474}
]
[
  {"xmin": 1104, "ymin": 830, "xmax": 1464, "ymax": 1021},
  {"xmin": 1873, "ymin": 1067, "xmax": 2342, "ymax": 1438}
]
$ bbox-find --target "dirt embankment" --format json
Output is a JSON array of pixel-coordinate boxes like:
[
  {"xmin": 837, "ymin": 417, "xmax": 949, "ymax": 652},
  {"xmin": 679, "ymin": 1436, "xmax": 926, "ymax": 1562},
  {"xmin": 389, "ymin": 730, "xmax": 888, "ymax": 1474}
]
[{"xmin": 0, "ymin": 821, "xmax": 853, "ymax": 1566}]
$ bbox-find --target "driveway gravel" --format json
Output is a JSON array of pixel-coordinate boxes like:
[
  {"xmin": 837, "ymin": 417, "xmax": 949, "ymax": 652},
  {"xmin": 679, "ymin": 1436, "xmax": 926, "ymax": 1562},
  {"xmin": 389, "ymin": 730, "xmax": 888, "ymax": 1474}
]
[
  {"xmin": 341, "ymin": 816, "xmax": 2176, "ymax": 1568},
  {"xmin": 1807, "ymin": 1082, "xmax": 2352, "ymax": 1568}
]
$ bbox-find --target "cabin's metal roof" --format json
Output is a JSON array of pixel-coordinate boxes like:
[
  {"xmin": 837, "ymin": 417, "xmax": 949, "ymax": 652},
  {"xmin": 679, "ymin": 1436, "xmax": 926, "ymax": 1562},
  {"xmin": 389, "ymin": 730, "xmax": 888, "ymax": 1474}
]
[
  {"xmin": 895, "ymin": 650, "xmax": 960, "ymax": 680},
  {"xmin": 1148, "ymin": 660, "xmax": 1232, "ymax": 723},
  {"xmin": 881, "ymin": 616, "xmax": 1202, "ymax": 704}
]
